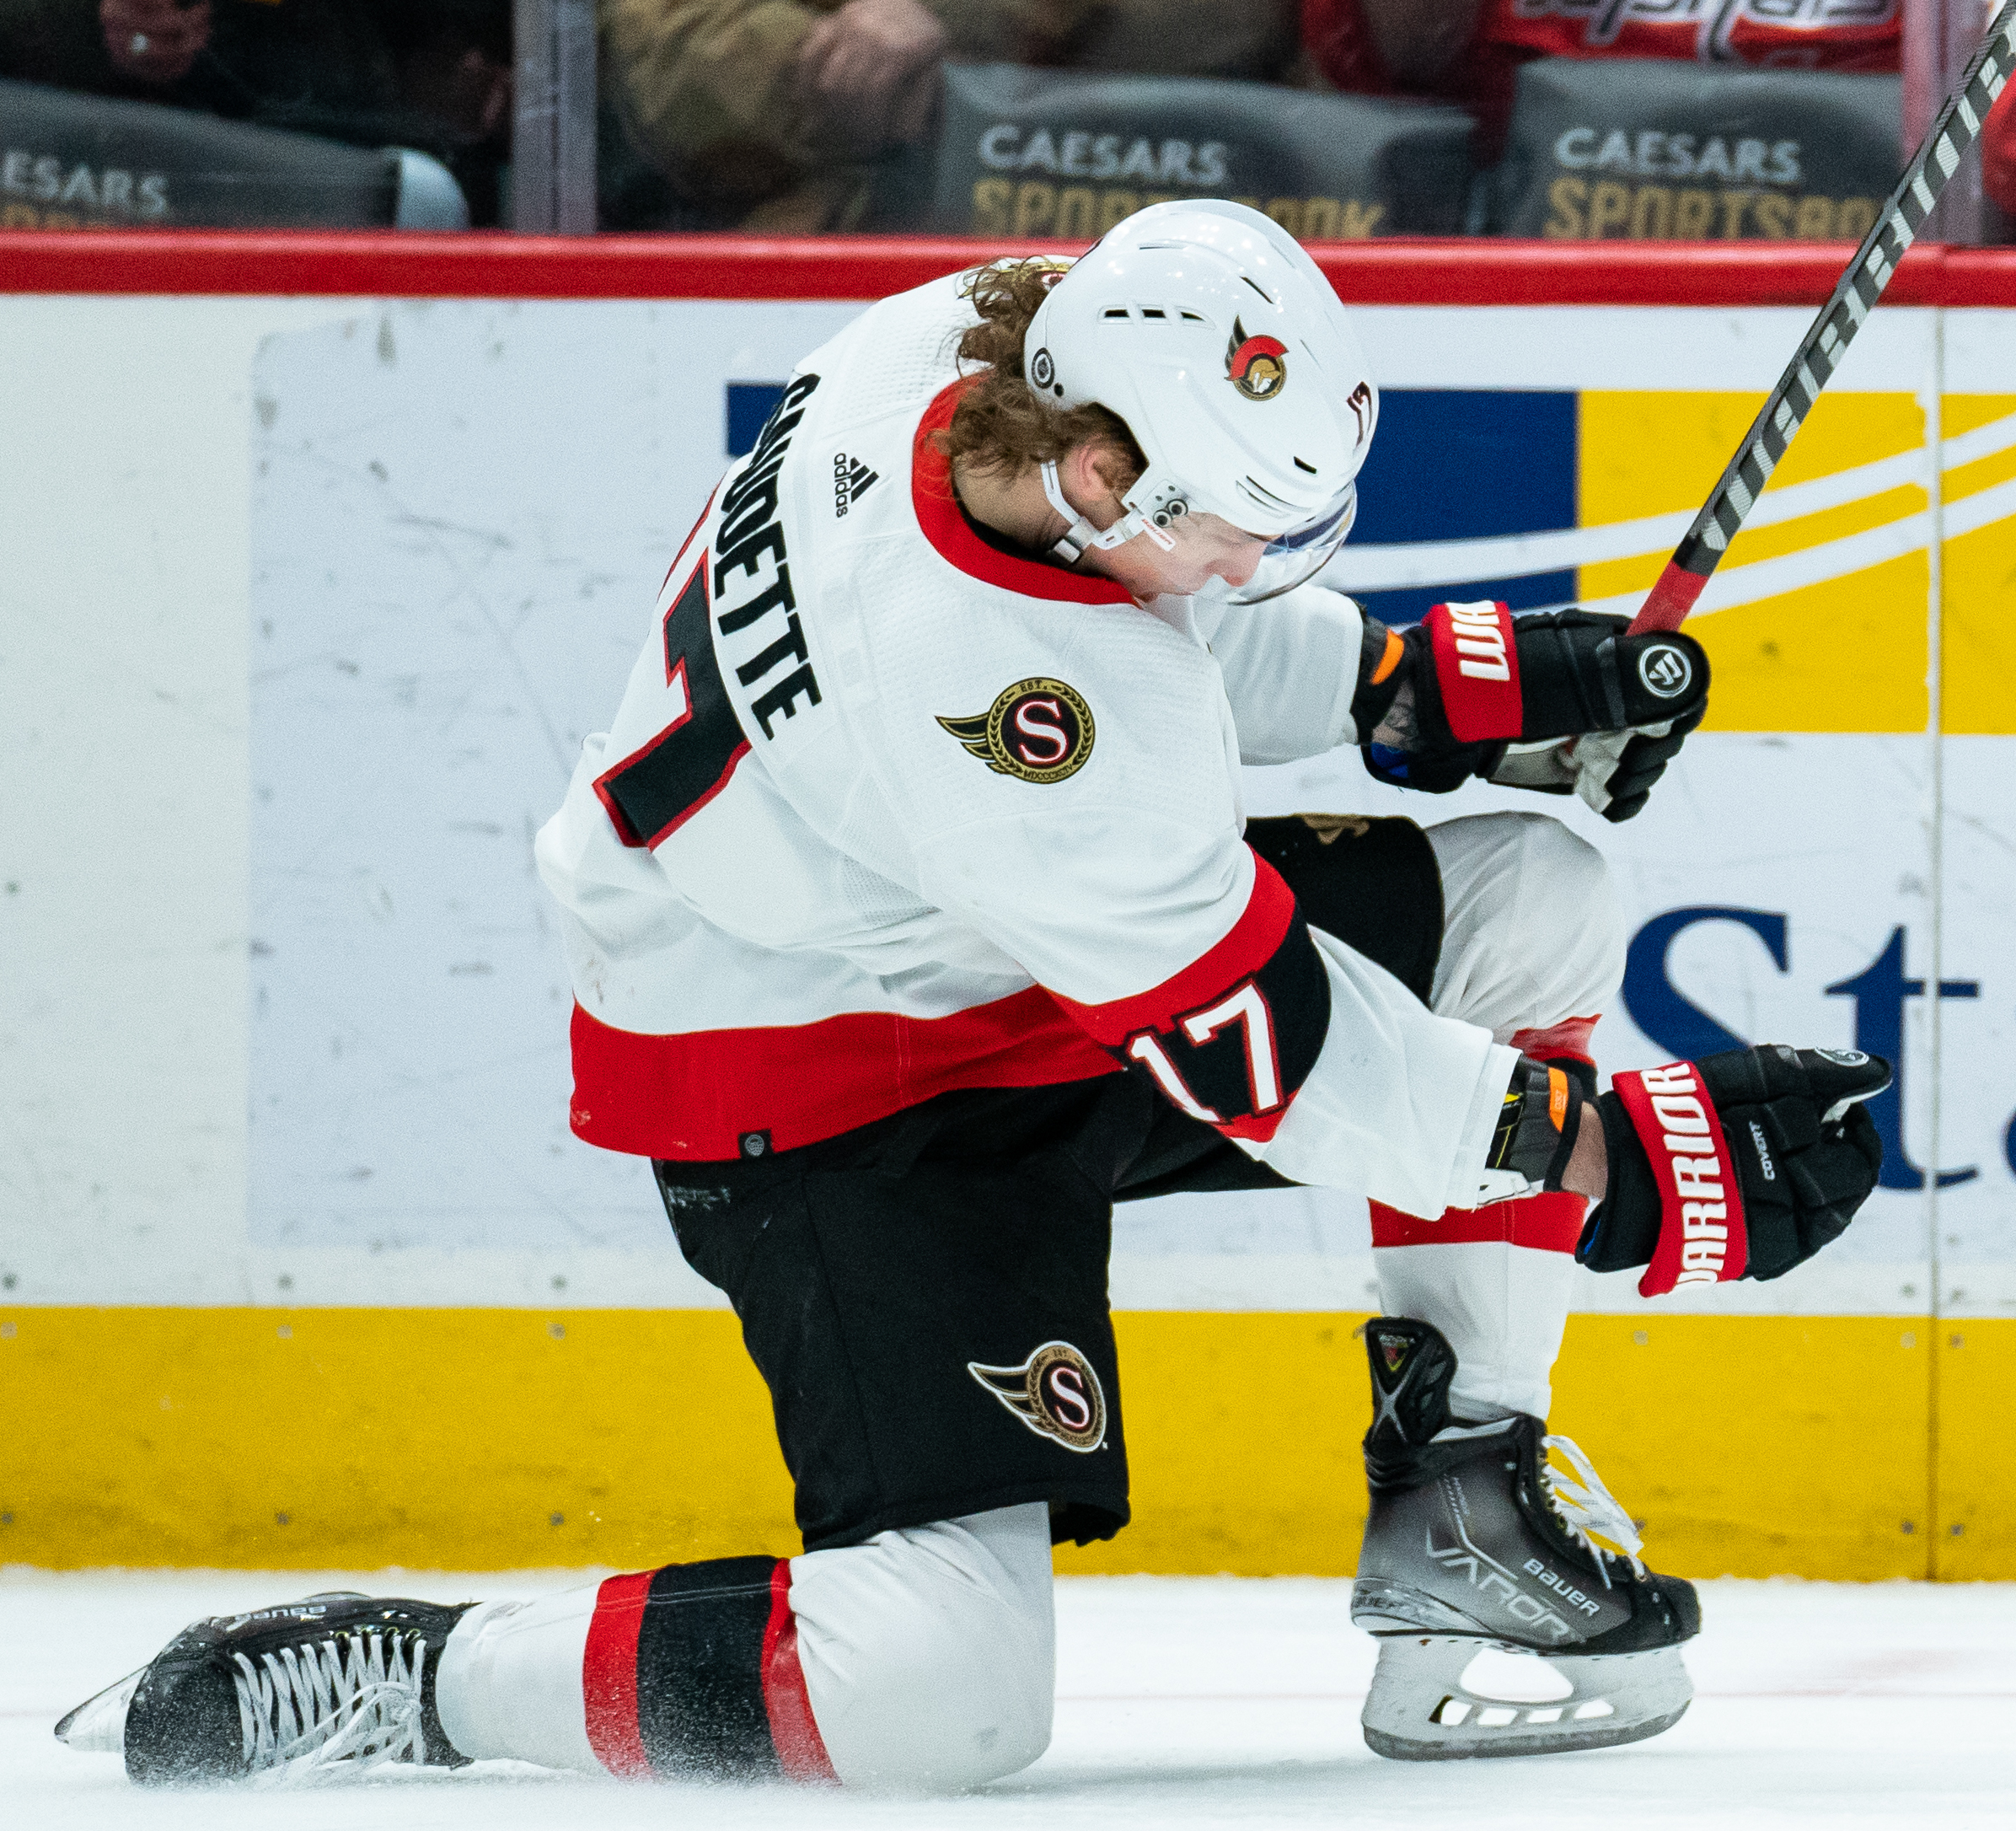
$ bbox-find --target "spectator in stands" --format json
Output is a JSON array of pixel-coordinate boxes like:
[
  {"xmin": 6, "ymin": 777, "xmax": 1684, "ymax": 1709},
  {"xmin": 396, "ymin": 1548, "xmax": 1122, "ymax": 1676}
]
[
  {"xmin": 374, "ymin": 2, "xmax": 513, "ymax": 223},
  {"xmin": 1304, "ymin": 0, "xmax": 2016, "ymax": 234},
  {"xmin": 0, "ymin": 0, "xmax": 511, "ymax": 221},
  {"xmin": 100, "ymin": 0, "xmax": 211, "ymax": 86},
  {"xmin": 1302, "ymin": 0, "xmax": 1897, "ymax": 153},
  {"xmin": 598, "ymin": 0, "xmax": 1302, "ymax": 232},
  {"xmin": 2, "ymin": 0, "xmax": 397, "ymax": 122}
]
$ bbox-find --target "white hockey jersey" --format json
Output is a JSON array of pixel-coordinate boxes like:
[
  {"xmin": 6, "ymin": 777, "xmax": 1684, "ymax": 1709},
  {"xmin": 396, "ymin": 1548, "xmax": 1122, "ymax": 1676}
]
[{"xmin": 534, "ymin": 275, "xmax": 1517, "ymax": 1216}]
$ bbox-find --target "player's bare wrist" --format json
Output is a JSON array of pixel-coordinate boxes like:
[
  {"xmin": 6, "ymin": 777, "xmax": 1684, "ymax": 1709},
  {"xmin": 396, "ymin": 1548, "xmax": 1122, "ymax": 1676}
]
[{"xmin": 1560, "ymin": 1105, "xmax": 1608, "ymax": 1205}]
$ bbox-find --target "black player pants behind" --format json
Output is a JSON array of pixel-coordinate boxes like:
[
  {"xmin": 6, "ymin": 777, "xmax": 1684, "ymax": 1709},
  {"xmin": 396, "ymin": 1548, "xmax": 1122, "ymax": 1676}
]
[{"xmin": 652, "ymin": 815, "xmax": 1443, "ymax": 1552}]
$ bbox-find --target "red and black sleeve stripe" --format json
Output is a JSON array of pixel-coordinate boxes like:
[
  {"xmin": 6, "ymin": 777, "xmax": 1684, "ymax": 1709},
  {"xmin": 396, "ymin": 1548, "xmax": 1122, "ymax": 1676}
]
[{"xmin": 1054, "ymin": 852, "xmax": 1330, "ymax": 1144}]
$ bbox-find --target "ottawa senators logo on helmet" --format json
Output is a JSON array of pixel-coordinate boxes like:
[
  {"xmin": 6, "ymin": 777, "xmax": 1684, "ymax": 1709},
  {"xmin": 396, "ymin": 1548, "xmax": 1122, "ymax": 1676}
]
[
  {"xmin": 968, "ymin": 1340, "xmax": 1107, "ymax": 1452},
  {"xmin": 1225, "ymin": 317, "xmax": 1288, "ymax": 402},
  {"xmin": 936, "ymin": 677, "xmax": 1095, "ymax": 785}
]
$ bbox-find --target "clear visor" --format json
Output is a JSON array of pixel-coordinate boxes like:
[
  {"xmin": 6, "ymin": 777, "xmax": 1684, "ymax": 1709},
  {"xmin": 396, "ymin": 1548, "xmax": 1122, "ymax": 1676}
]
[{"xmin": 1225, "ymin": 484, "xmax": 1359, "ymax": 606}]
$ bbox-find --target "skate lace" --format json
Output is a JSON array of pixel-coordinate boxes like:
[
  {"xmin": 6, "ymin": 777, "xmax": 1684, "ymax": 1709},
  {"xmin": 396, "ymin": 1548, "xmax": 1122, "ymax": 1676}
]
[
  {"xmin": 1541, "ymin": 1433, "xmax": 1647, "ymax": 1581},
  {"xmin": 231, "ymin": 1630, "xmax": 427, "ymax": 1784}
]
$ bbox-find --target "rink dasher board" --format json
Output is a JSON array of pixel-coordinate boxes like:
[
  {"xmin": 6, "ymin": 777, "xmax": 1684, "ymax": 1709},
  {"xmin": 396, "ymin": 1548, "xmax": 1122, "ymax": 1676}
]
[{"xmin": 0, "ymin": 288, "xmax": 2009, "ymax": 1321}]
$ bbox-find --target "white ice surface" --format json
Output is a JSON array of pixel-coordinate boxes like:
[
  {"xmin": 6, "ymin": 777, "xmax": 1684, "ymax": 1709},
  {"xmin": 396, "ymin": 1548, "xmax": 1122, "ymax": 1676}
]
[{"xmin": 5, "ymin": 1571, "xmax": 2013, "ymax": 1828}]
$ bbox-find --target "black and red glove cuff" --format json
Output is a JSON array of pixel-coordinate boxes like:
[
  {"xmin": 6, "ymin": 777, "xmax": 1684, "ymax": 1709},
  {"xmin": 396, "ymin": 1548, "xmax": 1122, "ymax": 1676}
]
[
  {"xmin": 1584, "ymin": 1063, "xmax": 1750, "ymax": 1296},
  {"xmin": 1354, "ymin": 604, "xmax": 1520, "ymax": 793}
]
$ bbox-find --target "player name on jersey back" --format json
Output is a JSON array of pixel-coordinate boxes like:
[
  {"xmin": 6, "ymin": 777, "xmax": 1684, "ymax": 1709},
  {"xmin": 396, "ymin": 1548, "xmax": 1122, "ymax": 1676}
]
[
  {"xmin": 711, "ymin": 373, "xmax": 829, "ymax": 769},
  {"xmin": 591, "ymin": 371, "xmax": 832, "ymax": 851}
]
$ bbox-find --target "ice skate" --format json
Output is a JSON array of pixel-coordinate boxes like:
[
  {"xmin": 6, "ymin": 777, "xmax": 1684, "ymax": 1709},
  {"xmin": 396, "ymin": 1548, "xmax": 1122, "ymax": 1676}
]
[
  {"xmin": 1352, "ymin": 1317, "xmax": 1699, "ymax": 1761},
  {"xmin": 55, "ymin": 1592, "xmax": 471, "ymax": 1785}
]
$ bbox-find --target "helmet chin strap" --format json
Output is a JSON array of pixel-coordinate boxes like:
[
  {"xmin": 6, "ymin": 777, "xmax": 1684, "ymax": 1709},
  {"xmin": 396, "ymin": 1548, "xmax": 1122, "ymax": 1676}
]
[{"xmin": 1039, "ymin": 461, "xmax": 1176, "ymax": 562}]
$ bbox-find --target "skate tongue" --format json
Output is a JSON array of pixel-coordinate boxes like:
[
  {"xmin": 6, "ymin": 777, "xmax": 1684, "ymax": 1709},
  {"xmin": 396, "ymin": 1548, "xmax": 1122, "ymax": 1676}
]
[{"xmin": 54, "ymin": 1668, "xmax": 143, "ymax": 1755}]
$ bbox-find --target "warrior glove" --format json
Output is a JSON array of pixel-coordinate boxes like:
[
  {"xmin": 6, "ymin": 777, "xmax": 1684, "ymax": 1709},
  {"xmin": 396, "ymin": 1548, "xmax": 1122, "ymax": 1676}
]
[
  {"xmin": 1582, "ymin": 1047, "xmax": 1890, "ymax": 1295},
  {"xmin": 1352, "ymin": 604, "xmax": 1709, "ymax": 821}
]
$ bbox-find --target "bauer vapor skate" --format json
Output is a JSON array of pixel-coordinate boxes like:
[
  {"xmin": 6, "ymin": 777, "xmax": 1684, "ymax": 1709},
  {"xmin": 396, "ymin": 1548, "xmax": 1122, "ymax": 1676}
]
[
  {"xmin": 55, "ymin": 1592, "xmax": 471, "ymax": 1785},
  {"xmin": 1352, "ymin": 1318, "xmax": 1699, "ymax": 1761}
]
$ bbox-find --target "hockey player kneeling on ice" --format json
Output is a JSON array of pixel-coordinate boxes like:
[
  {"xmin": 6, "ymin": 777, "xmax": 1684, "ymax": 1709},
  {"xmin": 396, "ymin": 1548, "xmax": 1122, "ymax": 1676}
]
[{"xmin": 56, "ymin": 201, "xmax": 1890, "ymax": 1787}]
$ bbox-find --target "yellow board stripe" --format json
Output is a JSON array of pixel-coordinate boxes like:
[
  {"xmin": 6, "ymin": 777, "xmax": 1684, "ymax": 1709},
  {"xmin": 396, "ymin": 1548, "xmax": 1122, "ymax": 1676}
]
[{"xmin": 5, "ymin": 1309, "xmax": 2007, "ymax": 1579}]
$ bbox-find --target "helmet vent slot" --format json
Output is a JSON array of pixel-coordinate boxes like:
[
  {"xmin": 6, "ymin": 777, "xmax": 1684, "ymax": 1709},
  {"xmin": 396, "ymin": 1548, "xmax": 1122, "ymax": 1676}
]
[
  {"xmin": 1102, "ymin": 307, "xmax": 1131, "ymax": 319},
  {"xmin": 1294, "ymin": 458, "xmax": 1317, "ymax": 475},
  {"xmin": 1181, "ymin": 310, "xmax": 1205, "ymax": 322},
  {"xmin": 1139, "ymin": 307, "xmax": 1166, "ymax": 319},
  {"xmin": 1241, "ymin": 276, "xmax": 1278, "ymax": 304}
]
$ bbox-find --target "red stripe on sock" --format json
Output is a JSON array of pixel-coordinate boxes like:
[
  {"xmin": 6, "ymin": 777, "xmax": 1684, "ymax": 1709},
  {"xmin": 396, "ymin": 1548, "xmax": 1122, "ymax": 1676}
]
[
  {"xmin": 1370, "ymin": 1191, "xmax": 1588, "ymax": 1254},
  {"xmin": 582, "ymin": 1571, "xmax": 654, "ymax": 1778},
  {"xmin": 1509, "ymin": 1017, "xmax": 1600, "ymax": 1066},
  {"xmin": 762, "ymin": 1560, "xmax": 839, "ymax": 1784}
]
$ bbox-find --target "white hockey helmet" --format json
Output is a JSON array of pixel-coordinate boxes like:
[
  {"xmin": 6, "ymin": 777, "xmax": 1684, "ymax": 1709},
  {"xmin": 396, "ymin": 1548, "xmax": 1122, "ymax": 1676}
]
[{"xmin": 1021, "ymin": 199, "xmax": 1379, "ymax": 603}]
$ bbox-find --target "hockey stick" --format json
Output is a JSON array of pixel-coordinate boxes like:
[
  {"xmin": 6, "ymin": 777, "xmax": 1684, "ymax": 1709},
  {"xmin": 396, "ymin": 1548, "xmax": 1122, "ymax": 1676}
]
[{"xmin": 1628, "ymin": 0, "xmax": 2016, "ymax": 634}]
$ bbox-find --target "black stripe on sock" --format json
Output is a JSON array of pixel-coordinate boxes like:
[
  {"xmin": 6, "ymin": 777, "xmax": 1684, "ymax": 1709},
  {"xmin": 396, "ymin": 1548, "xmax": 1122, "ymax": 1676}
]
[{"xmin": 635, "ymin": 1556, "xmax": 782, "ymax": 1778}]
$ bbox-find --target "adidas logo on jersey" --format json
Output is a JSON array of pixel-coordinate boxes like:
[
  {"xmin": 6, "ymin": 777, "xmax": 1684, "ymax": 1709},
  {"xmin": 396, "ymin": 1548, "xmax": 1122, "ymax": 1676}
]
[{"xmin": 833, "ymin": 453, "xmax": 879, "ymax": 517}]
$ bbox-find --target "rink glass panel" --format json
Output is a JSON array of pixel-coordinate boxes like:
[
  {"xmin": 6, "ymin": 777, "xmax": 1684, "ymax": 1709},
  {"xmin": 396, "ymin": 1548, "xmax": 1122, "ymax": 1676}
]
[{"xmin": 0, "ymin": 239, "xmax": 2010, "ymax": 1578}]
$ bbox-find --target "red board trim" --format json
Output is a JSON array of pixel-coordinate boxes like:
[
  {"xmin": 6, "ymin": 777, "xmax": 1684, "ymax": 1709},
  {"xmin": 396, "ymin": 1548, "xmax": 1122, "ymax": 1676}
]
[
  {"xmin": 568, "ymin": 986, "xmax": 1118, "ymax": 1161},
  {"xmin": 582, "ymin": 1570, "xmax": 654, "ymax": 1779},
  {"xmin": 761, "ymin": 1562, "xmax": 839, "ymax": 1784},
  {"xmin": 6, "ymin": 230, "xmax": 2010, "ymax": 306}
]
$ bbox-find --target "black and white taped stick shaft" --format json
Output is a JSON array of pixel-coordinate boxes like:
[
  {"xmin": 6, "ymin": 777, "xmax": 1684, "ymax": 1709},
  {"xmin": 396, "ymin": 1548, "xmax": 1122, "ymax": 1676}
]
[{"xmin": 1630, "ymin": 0, "xmax": 2016, "ymax": 633}]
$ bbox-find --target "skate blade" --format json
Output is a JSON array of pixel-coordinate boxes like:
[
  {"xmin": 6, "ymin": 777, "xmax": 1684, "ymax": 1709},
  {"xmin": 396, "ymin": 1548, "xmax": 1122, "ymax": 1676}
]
[
  {"xmin": 1361, "ymin": 1635, "xmax": 1692, "ymax": 1762},
  {"xmin": 54, "ymin": 1667, "xmax": 143, "ymax": 1755}
]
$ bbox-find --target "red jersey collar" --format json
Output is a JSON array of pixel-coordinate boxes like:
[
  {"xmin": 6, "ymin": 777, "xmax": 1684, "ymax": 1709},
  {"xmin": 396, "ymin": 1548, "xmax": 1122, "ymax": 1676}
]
[{"xmin": 911, "ymin": 382, "xmax": 1134, "ymax": 607}]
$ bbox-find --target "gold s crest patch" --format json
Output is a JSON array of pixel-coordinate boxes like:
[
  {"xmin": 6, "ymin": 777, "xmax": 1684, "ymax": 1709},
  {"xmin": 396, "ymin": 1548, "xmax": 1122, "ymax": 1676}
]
[
  {"xmin": 968, "ymin": 1340, "xmax": 1107, "ymax": 1452},
  {"xmin": 936, "ymin": 677, "xmax": 1094, "ymax": 785}
]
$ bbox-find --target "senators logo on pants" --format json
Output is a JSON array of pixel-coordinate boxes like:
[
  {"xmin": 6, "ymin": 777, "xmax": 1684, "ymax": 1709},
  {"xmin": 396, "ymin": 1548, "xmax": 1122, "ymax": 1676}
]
[
  {"xmin": 937, "ymin": 678, "xmax": 1095, "ymax": 785},
  {"xmin": 968, "ymin": 1340, "xmax": 1107, "ymax": 1452}
]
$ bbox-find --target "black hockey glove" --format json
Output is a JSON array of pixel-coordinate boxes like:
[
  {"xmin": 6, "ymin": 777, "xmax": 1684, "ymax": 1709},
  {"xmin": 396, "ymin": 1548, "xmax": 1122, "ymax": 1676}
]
[
  {"xmin": 1351, "ymin": 604, "xmax": 1709, "ymax": 821},
  {"xmin": 1579, "ymin": 1047, "xmax": 1890, "ymax": 1295}
]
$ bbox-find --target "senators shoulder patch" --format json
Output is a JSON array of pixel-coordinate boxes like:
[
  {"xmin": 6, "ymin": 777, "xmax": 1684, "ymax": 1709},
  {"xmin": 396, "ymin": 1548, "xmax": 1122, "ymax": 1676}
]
[{"xmin": 936, "ymin": 677, "xmax": 1094, "ymax": 785}]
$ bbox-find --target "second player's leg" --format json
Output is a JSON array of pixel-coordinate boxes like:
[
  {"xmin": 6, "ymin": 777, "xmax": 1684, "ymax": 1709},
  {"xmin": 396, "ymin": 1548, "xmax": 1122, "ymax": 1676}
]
[
  {"xmin": 1356, "ymin": 809, "xmax": 1698, "ymax": 1760},
  {"xmin": 1374, "ymin": 808, "xmax": 1627, "ymax": 1422}
]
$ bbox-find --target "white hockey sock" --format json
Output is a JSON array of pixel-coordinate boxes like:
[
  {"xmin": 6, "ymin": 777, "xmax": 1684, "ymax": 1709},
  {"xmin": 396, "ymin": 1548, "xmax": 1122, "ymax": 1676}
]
[
  {"xmin": 1384, "ymin": 818, "xmax": 1622, "ymax": 1425},
  {"xmin": 1370, "ymin": 1191, "xmax": 1584, "ymax": 1421},
  {"xmin": 435, "ymin": 1589, "xmax": 603, "ymax": 1773}
]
